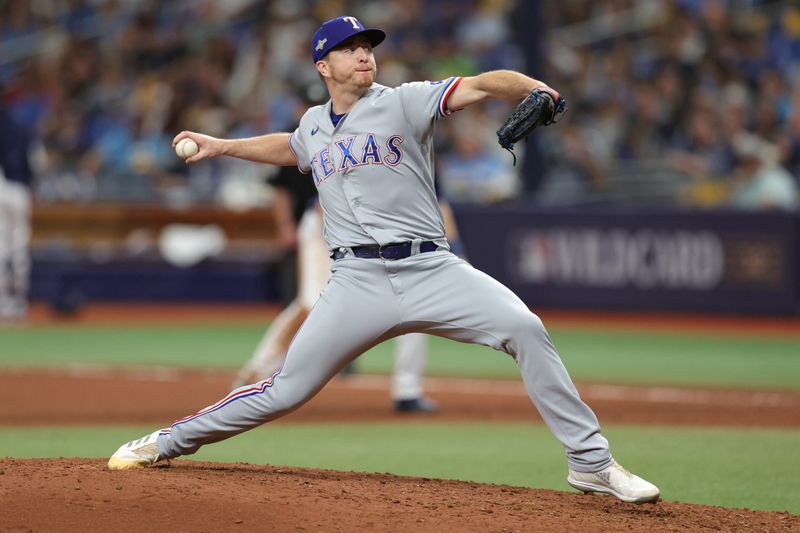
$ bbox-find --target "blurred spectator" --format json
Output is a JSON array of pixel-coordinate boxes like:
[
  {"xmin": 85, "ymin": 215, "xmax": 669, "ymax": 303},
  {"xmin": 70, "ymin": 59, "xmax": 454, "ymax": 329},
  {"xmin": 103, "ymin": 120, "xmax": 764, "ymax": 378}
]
[
  {"xmin": 729, "ymin": 132, "xmax": 798, "ymax": 211},
  {"xmin": 539, "ymin": 121, "xmax": 610, "ymax": 203},
  {"xmin": 779, "ymin": 86, "xmax": 800, "ymax": 186},
  {"xmin": 439, "ymin": 129, "xmax": 517, "ymax": 203},
  {"xmin": 668, "ymin": 105, "xmax": 736, "ymax": 206},
  {"xmin": 264, "ymin": 83, "xmax": 326, "ymax": 305}
]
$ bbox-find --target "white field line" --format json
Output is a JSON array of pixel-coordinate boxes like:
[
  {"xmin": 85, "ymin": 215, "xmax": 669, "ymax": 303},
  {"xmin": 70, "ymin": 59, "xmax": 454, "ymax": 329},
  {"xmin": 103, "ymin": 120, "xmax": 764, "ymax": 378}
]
[
  {"xmin": 2, "ymin": 364, "xmax": 797, "ymax": 408},
  {"xmin": 338, "ymin": 375, "xmax": 797, "ymax": 408}
]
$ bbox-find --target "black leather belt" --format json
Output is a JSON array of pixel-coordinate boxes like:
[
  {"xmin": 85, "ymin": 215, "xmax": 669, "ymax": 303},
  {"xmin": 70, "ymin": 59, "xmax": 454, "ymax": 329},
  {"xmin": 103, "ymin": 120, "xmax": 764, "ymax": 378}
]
[{"xmin": 331, "ymin": 241, "xmax": 439, "ymax": 260}]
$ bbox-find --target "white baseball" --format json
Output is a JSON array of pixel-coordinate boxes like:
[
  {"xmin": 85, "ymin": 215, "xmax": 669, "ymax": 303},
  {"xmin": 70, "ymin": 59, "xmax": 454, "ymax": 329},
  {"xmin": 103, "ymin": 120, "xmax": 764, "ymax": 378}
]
[{"xmin": 175, "ymin": 137, "xmax": 199, "ymax": 159}]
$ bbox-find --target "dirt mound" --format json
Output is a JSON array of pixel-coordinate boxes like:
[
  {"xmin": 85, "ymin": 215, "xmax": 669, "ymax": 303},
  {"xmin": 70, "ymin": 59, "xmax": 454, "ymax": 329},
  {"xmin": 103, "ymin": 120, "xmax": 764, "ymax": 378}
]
[{"xmin": 1, "ymin": 459, "xmax": 796, "ymax": 532}]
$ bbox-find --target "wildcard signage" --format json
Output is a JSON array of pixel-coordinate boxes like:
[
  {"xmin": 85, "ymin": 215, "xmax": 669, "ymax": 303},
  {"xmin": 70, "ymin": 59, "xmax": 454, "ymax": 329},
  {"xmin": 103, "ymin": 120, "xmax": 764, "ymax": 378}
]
[{"xmin": 455, "ymin": 206, "xmax": 798, "ymax": 315}]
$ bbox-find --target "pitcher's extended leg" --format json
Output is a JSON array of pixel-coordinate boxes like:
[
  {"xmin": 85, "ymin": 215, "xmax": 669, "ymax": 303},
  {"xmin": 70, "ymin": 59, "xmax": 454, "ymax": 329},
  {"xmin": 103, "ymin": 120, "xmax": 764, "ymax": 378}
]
[
  {"xmin": 158, "ymin": 262, "xmax": 401, "ymax": 459},
  {"xmin": 401, "ymin": 253, "xmax": 612, "ymax": 472}
]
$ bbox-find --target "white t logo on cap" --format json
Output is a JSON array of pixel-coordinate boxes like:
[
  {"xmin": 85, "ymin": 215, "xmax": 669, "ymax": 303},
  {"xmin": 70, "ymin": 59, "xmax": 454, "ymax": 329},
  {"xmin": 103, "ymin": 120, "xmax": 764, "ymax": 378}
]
[
  {"xmin": 342, "ymin": 17, "xmax": 360, "ymax": 29},
  {"xmin": 315, "ymin": 38, "xmax": 327, "ymax": 51}
]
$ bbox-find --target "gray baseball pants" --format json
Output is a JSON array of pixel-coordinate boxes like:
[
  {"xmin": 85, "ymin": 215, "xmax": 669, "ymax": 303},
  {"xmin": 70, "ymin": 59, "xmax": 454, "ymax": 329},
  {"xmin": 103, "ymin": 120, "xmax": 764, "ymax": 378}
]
[{"xmin": 157, "ymin": 250, "xmax": 613, "ymax": 472}]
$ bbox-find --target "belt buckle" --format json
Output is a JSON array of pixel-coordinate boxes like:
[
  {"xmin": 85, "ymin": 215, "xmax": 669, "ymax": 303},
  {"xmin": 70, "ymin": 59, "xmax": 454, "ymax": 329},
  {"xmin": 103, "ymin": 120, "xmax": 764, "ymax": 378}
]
[{"xmin": 378, "ymin": 244, "xmax": 387, "ymax": 260}]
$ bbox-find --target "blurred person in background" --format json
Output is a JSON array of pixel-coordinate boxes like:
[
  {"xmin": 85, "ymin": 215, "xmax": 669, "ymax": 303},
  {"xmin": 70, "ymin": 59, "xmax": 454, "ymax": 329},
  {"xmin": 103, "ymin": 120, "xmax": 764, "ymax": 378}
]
[
  {"xmin": 438, "ymin": 111, "xmax": 518, "ymax": 203},
  {"xmin": 778, "ymin": 86, "xmax": 800, "ymax": 188},
  {"xmin": 538, "ymin": 121, "xmax": 610, "ymax": 204},
  {"xmin": 668, "ymin": 104, "xmax": 736, "ymax": 207},
  {"xmin": 729, "ymin": 132, "xmax": 798, "ymax": 211},
  {"xmin": 0, "ymin": 103, "xmax": 34, "ymax": 320},
  {"xmin": 262, "ymin": 85, "xmax": 325, "ymax": 306}
]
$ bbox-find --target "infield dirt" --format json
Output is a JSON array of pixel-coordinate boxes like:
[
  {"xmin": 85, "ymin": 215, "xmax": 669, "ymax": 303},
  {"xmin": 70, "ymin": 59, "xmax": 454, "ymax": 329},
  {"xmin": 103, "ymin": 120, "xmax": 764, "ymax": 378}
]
[
  {"xmin": 2, "ymin": 458, "xmax": 798, "ymax": 532},
  {"xmin": 1, "ymin": 368, "xmax": 799, "ymax": 532}
]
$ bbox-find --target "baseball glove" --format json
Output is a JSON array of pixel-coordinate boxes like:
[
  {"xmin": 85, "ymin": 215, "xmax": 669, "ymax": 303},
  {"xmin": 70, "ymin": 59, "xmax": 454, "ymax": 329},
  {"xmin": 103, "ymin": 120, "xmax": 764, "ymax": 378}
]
[{"xmin": 496, "ymin": 88, "xmax": 567, "ymax": 165}]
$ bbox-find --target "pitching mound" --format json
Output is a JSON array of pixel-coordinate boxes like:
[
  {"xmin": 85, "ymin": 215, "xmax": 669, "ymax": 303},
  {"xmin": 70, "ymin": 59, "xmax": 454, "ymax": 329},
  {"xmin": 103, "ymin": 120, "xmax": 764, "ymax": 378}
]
[{"xmin": 2, "ymin": 459, "xmax": 796, "ymax": 532}]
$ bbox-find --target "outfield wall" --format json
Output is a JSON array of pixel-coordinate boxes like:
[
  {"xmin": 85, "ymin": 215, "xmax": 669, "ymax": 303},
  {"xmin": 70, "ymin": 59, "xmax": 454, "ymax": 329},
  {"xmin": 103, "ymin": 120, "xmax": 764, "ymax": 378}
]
[
  {"xmin": 29, "ymin": 204, "xmax": 799, "ymax": 315},
  {"xmin": 454, "ymin": 205, "xmax": 799, "ymax": 315}
]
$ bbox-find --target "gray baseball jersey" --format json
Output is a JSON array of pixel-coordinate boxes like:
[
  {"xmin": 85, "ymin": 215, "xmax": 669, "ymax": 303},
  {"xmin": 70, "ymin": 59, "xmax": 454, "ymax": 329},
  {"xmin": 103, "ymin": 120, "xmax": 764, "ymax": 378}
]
[
  {"xmin": 155, "ymin": 77, "xmax": 614, "ymax": 474},
  {"xmin": 288, "ymin": 79, "xmax": 456, "ymax": 249}
]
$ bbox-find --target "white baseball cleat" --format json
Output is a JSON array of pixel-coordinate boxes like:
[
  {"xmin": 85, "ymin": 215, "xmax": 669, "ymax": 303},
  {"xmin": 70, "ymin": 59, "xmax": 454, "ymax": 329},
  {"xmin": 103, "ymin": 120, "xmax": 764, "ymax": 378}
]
[
  {"xmin": 108, "ymin": 429, "xmax": 165, "ymax": 470},
  {"xmin": 567, "ymin": 461, "xmax": 660, "ymax": 503}
]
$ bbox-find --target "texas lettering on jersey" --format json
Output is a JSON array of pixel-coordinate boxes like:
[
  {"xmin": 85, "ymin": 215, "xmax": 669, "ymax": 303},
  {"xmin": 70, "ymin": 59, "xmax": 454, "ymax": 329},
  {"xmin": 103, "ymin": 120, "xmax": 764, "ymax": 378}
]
[{"xmin": 308, "ymin": 133, "xmax": 404, "ymax": 185}]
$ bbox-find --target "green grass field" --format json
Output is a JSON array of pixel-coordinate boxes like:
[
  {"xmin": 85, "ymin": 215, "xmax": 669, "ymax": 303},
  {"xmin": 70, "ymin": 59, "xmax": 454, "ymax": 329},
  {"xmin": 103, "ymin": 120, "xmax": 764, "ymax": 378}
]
[
  {"xmin": 1, "ymin": 323, "xmax": 798, "ymax": 389},
  {"xmin": 0, "ymin": 424, "xmax": 797, "ymax": 513},
  {"xmin": 1, "ymin": 320, "xmax": 798, "ymax": 513}
]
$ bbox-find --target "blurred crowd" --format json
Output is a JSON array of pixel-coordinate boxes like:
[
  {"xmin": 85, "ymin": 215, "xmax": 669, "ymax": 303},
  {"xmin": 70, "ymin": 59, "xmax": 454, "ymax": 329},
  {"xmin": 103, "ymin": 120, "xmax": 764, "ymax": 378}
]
[
  {"xmin": 0, "ymin": 0, "xmax": 520, "ymax": 207},
  {"xmin": 0, "ymin": 0, "xmax": 799, "ymax": 210},
  {"xmin": 539, "ymin": 0, "xmax": 799, "ymax": 209}
]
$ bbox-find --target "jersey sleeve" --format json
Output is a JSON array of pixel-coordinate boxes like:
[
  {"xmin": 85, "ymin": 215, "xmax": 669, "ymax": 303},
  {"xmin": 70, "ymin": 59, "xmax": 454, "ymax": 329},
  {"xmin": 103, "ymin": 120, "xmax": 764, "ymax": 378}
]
[
  {"xmin": 288, "ymin": 126, "xmax": 311, "ymax": 174},
  {"xmin": 399, "ymin": 77, "xmax": 463, "ymax": 138}
]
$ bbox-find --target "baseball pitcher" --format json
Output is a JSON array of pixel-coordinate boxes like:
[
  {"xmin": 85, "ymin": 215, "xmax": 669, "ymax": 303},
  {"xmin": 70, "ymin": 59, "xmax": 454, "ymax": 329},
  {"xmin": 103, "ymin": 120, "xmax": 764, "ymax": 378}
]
[{"xmin": 109, "ymin": 16, "xmax": 659, "ymax": 504}]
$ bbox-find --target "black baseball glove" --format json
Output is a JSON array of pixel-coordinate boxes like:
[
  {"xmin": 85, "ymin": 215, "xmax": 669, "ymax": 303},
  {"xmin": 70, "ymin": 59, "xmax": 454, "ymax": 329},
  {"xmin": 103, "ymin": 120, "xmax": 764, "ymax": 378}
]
[{"xmin": 496, "ymin": 88, "xmax": 567, "ymax": 165}]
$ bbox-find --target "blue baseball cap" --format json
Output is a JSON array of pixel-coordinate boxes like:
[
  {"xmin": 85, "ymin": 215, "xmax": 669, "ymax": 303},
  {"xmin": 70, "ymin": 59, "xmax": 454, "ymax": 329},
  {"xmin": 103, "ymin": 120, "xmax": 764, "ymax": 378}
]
[{"xmin": 311, "ymin": 16, "xmax": 386, "ymax": 63}]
